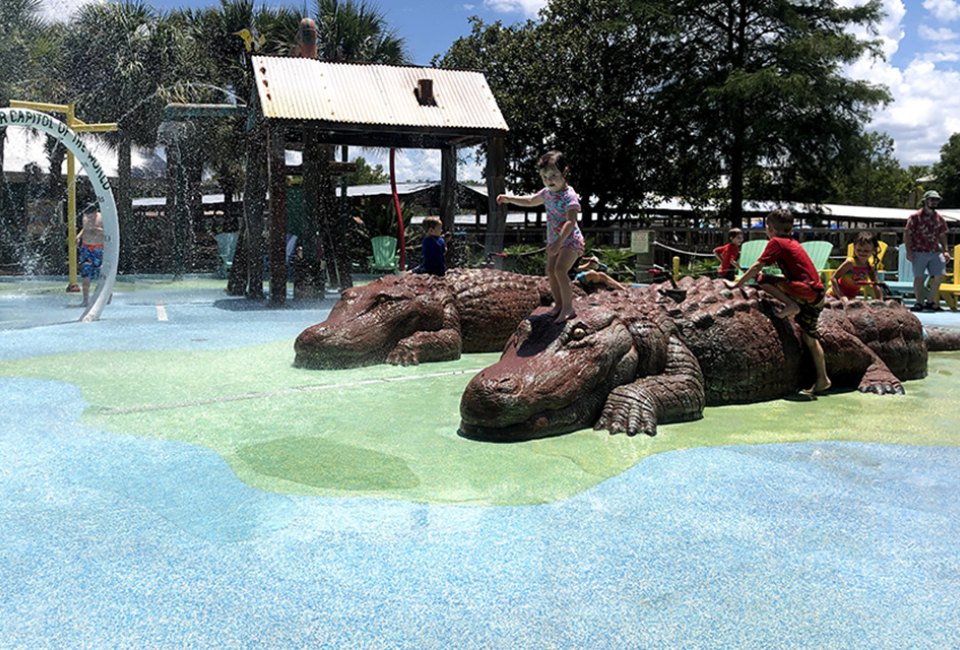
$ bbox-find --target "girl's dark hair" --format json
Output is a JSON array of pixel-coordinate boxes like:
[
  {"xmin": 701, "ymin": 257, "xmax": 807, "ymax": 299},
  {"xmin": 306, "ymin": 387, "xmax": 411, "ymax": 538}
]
[
  {"xmin": 852, "ymin": 230, "xmax": 881, "ymax": 270},
  {"xmin": 538, "ymin": 150, "xmax": 570, "ymax": 177},
  {"xmin": 727, "ymin": 227, "xmax": 743, "ymax": 241}
]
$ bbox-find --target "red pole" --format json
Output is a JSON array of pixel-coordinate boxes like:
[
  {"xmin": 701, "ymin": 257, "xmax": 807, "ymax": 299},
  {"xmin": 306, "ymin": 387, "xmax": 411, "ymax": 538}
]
[{"xmin": 389, "ymin": 148, "xmax": 405, "ymax": 271}]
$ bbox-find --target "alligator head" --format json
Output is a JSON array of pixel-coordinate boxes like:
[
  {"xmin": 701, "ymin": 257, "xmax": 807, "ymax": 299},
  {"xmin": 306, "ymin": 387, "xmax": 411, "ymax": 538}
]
[
  {"xmin": 458, "ymin": 296, "xmax": 667, "ymax": 441},
  {"xmin": 294, "ymin": 274, "xmax": 453, "ymax": 369}
]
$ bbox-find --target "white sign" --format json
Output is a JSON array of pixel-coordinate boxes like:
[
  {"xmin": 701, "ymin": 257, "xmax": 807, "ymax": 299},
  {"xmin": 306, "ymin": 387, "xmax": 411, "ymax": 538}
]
[
  {"xmin": 631, "ymin": 229, "xmax": 651, "ymax": 254},
  {"xmin": 0, "ymin": 108, "xmax": 119, "ymax": 322}
]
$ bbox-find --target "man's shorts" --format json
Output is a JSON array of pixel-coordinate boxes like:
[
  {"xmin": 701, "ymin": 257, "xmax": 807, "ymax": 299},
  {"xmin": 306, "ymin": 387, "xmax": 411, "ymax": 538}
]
[
  {"xmin": 911, "ymin": 251, "xmax": 946, "ymax": 279},
  {"xmin": 79, "ymin": 244, "xmax": 103, "ymax": 280},
  {"xmin": 758, "ymin": 274, "xmax": 825, "ymax": 337}
]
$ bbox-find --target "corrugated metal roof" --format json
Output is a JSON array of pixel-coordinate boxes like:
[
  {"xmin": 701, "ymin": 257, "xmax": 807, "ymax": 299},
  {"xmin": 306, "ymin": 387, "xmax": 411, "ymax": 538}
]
[{"xmin": 251, "ymin": 56, "xmax": 508, "ymax": 132}]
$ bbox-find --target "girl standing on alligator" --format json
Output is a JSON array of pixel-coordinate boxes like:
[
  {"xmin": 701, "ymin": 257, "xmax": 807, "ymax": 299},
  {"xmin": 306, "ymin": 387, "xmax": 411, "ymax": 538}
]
[
  {"xmin": 496, "ymin": 151, "xmax": 585, "ymax": 322},
  {"xmin": 829, "ymin": 231, "xmax": 882, "ymax": 301}
]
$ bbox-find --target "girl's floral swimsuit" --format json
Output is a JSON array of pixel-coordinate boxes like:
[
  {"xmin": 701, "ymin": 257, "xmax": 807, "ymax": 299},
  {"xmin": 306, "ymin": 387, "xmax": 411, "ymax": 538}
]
[{"xmin": 538, "ymin": 186, "xmax": 585, "ymax": 251}]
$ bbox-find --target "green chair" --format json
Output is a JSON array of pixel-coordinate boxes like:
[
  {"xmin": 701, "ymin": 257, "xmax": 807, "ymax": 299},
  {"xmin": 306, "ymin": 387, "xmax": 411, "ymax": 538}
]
[
  {"xmin": 800, "ymin": 240, "xmax": 834, "ymax": 277},
  {"xmin": 214, "ymin": 232, "xmax": 239, "ymax": 278},
  {"xmin": 737, "ymin": 239, "xmax": 767, "ymax": 271},
  {"xmin": 368, "ymin": 235, "xmax": 399, "ymax": 273}
]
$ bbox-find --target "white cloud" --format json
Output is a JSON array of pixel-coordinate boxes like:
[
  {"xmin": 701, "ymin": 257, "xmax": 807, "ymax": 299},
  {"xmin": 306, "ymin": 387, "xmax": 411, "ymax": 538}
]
[
  {"xmin": 483, "ymin": 0, "xmax": 547, "ymax": 18},
  {"xmin": 924, "ymin": 0, "xmax": 960, "ymax": 22},
  {"xmin": 918, "ymin": 24, "xmax": 959, "ymax": 40},
  {"xmin": 353, "ymin": 148, "xmax": 485, "ymax": 184},
  {"xmin": 840, "ymin": 1, "xmax": 960, "ymax": 166},
  {"xmin": 38, "ymin": 0, "xmax": 100, "ymax": 22}
]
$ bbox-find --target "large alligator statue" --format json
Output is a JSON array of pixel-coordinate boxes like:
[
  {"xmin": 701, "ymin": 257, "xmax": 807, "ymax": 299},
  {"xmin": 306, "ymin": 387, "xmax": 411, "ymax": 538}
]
[
  {"xmin": 295, "ymin": 269, "xmax": 586, "ymax": 369},
  {"xmin": 459, "ymin": 276, "xmax": 960, "ymax": 441}
]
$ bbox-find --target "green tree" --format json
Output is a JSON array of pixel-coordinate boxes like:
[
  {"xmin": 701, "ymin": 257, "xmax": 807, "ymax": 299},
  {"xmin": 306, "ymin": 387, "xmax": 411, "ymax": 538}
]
[
  {"xmin": 933, "ymin": 133, "xmax": 960, "ymax": 208},
  {"xmin": 663, "ymin": 0, "xmax": 891, "ymax": 225},
  {"xmin": 349, "ymin": 156, "xmax": 389, "ymax": 185},
  {"xmin": 825, "ymin": 131, "xmax": 913, "ymax": 208},
  {"xmin": 0, "ymin": 0, "xmax": 45, "ymax": 219},
  {"xmin": 438, "ymin": 1, "xmax": 673, "ymax": 222}
]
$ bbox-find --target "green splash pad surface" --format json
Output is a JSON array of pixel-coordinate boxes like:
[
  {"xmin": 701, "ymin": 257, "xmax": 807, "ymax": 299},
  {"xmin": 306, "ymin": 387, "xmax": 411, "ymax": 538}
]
[{"xmin": 3, "ymin": 345, "xmax": 959, "ymax": 505}]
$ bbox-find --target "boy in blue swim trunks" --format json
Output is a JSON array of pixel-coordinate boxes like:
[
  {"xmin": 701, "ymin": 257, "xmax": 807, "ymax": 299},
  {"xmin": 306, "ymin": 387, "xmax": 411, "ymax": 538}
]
[{"xmin": 76, "ymin": 210, "xmax": 105, "ymax": 307}]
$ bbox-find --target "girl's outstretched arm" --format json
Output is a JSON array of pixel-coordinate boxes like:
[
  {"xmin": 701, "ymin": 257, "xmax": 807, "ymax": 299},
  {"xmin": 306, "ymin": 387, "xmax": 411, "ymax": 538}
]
[{"xmin": 496, "ymin": 192, "xmax": 545, "ymax": 208}]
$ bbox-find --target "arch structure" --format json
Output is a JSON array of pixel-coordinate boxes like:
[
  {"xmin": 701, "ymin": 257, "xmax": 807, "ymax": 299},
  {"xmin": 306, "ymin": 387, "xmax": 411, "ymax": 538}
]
[{"xmin": 0, "ymin": 108, "xmax": 119, "ymax": 322}]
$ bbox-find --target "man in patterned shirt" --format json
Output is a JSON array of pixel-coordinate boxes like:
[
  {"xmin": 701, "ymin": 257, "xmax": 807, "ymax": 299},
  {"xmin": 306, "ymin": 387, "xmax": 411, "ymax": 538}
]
[{"xmin": 904, "ymin": 190, "xmax": 952, "ymax": 312}]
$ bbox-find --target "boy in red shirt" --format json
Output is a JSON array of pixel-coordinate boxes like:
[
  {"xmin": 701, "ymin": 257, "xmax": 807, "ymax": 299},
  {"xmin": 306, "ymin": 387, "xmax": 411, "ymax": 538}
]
[
  {"xmin": 726, "ymin": 209, "xmax": 830, "ymax": 397},
  {"xmin": 713, "ymin": 227, "xmax": 744, "ymax": 280}
]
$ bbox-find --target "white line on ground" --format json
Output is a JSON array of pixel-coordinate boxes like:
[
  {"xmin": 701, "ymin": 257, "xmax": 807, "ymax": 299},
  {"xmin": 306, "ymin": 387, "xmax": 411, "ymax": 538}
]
[
  {"xmin": 98, "ymin": 367, "xmax": 486, "ymax": 415},
  {"xmin": 156, "ymin": 303, "xmax": 168, "ymax": 321}
]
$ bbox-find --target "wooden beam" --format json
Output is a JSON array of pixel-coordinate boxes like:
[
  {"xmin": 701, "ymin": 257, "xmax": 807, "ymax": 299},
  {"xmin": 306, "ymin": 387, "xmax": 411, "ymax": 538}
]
[
  {"xmin": 440, "ymin": 145, "xmax": 457, "ymax": 232},
  {"xmin": 268, "ymin": 124, "xmax": 287, "ymax": 306},
  {"xmin": 484, "ymin": 135, "xmax": 507, "ymax": 257}
]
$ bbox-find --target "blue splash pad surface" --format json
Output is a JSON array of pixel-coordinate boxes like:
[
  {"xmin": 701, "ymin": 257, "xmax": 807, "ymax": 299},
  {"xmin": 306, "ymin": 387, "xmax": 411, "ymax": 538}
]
[{"xmin": 2, "ymin": 377, "xmax": 958, "ymax": 649}]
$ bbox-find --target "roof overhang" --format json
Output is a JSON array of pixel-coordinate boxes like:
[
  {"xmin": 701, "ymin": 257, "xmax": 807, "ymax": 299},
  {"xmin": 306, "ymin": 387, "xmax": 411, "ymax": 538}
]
[{"xmin": 251, "ymin": 56, "xmax": 508, "ymax": 149}]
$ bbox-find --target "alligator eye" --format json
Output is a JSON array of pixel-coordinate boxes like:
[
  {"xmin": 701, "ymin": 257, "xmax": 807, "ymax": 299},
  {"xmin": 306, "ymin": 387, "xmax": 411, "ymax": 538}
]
[
  {"xmin": 570, "ymin": 325, "xmax": 588, "ymax": 341},
  {"xmin": 374, "ymin": 294, "xmax": 391, "ymax": 304}
]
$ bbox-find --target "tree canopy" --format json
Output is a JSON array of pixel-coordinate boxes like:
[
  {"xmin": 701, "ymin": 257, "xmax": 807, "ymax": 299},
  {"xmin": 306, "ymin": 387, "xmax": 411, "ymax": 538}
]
[{"xmin": 440, "ymin": 0, "xmax": 892, "ymax": 225}]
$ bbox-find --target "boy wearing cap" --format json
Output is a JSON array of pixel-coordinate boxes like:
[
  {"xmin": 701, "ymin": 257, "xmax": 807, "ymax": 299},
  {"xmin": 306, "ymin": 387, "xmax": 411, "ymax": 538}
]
[{"xmin": 904, "ymin": 190, "xmax": 951, "ymax": 312}]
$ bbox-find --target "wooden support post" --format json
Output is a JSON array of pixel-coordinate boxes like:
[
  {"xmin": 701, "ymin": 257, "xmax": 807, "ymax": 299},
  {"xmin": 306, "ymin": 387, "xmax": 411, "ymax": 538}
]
[
  {"xmin": 484, "ymin": 135, "xmax": 507, "ymax": 262},
  {"xmin": 268, "ymin": 125, "xmax": 287, "ymax": 306},
  {"xmin": 440, "ymin": 145, "xmax": 458, "ymax": 232}
]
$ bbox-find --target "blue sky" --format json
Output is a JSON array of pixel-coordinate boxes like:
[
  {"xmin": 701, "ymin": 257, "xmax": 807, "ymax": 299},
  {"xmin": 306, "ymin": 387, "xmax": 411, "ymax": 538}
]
[{"xmin": 32, "ymin": 0, "xmax": 960, "ymax": 181}]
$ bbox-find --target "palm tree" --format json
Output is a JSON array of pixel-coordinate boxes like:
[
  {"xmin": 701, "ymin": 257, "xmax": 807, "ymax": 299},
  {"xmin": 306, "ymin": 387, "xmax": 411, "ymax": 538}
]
[
  {"xmin": 65, "ymin": 1, "xmax": 190, "ymax": 273},
  {"xmin": 302, "ymin": 0, "xmax": 409, "ymax": 293},
  {"xmin": 0, "ymin": 0, "xmax": 45, "ymax": 229},
  {"xmin": 174, "ymin": 0, "xmax": 302, "ymax": 293}
]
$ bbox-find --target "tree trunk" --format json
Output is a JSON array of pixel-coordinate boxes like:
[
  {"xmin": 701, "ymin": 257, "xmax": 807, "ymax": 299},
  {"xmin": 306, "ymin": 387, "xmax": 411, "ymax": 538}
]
[
  {"xmin": 440, "ymin": 145, "xmax": 458, "ymax": 232},
  {"xmin": 335, "ymin": 144, "xmax": 352, "ymax": 289},
  {"xmin": 318, "ymin": 144, "xmax": 341, "ymax": 288},
  {"xmin": 239, "ymin": 122, "xmax": 266, "ymax": 299},
  {"xmin": 164, "ymin": 133, "xmax": 181, "ymax": 276},
  {"xmin": 184, "ymin": 132, "xmax": 203, "ymax": 272},
  {"xmin": 118, "ymin": 132, "xmax": 134, "ymax": 274},
  {"xmin": 297, "ymin": 128, "xmax": 326, "ymax": 299},
  {"xmin": 484, "ymin": 135, "xmax": 507, "ymax": 260}
]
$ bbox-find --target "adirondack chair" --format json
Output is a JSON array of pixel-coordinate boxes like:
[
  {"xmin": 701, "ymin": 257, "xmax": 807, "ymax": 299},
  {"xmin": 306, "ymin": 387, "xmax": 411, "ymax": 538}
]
[
  {"xmin": 367, "ymin": 235, "xmax": 399, "ymax": 273},
  {"xmin": 737, "ymin": 239, "xmax": 768, "ymax": 276},
  {"xmin": 881, "ymin": 244, "xmax": 916, "ymax": 298},
  {"xmin": 934, "ymin": 244, "xmax": 960, "ymax": 310},
  {"xmin": 846, "ymin": 239, "xmax": 889, "ymax": 272},
  {"xmin": 737, "ymin": 239, "xmax": 783, "ymax": 277},
  {"xmin": 214, "ymin": 232, "xmax": 239, "ymax": 279},
  {"xmin": 800, "ymin": 241, "xmax": 834, "ymax": 281}
]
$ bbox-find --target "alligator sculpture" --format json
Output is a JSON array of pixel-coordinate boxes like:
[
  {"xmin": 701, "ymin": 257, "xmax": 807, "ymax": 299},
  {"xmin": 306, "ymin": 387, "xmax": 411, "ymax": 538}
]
[
  {"xmin": 294, "ymin": 269, "xmax": 587, "ymax": 369},
  {"xmin": 459, "ymin": 276, "xmax": 960, "ymax": 441}
]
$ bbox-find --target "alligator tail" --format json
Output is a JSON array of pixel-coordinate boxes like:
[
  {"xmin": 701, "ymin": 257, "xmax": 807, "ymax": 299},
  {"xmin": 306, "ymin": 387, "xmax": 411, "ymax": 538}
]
[{"xmin": 925, "ymin": 327, "xmax": 960, "ymax": 351}]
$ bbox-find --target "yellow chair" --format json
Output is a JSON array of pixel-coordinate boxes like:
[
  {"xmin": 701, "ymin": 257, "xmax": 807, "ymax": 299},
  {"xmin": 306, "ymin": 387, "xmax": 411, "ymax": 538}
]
[
  {"xmin": 845, "ymin": 239, "xmax": 888, "ymax": 272},
  {"xmin": 935, "ymin": 244, "xmax": 960, "ymax": 310}
]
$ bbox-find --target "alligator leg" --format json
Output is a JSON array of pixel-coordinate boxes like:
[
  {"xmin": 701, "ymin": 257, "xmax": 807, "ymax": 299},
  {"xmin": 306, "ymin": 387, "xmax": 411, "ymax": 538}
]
[
  {"xmin": 386, "ymin": 328, "xmax": 463, "ymax": 366},
  {"xmin": 820, "ymin": 325, "xmax": 905, "ymax": 395},
  {"xmin": 595, "ymin": 335, "xmax": 705, "ymax": 436}
]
